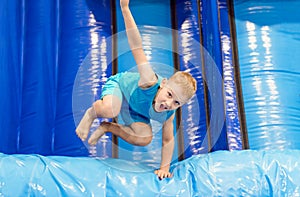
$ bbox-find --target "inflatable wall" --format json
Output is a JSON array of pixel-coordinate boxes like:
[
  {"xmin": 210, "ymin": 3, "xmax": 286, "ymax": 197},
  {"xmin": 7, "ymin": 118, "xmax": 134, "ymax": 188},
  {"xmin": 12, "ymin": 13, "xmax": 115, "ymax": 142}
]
[{"xmin": 0, "ymin": 0, "xmax": 299, "ymax": 196}]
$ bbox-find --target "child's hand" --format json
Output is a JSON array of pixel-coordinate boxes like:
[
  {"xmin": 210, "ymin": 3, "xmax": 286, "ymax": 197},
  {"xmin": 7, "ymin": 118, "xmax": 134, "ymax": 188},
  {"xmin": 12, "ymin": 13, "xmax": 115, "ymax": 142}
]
[
  {"xmin": 120, "ymin": 0, "xmax": 129, "ymax": 8},
  {"xmin": 154, "ymin": 169, "xmax": 173, "ymax": 180}
]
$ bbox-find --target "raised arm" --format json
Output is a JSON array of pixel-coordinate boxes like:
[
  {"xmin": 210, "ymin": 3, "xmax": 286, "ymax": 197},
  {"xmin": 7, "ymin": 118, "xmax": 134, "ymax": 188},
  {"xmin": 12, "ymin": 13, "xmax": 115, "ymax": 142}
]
[{"xmin": 120, "ymin": 0, "xmax": 157, "ymax": 88}]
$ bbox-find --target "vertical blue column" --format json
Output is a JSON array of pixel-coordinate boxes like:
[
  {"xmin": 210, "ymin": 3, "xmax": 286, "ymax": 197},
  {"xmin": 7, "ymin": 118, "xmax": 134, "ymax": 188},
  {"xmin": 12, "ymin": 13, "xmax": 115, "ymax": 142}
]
[
  {"xmin": 234, "ymin": 0, "xmax": 300, "ymax": 150},
  {"xmin": 56, "ymin": 0, "xmax": 113, "ymax": 156},
  {"xmin": 78, "ymin": 0, "xmax": 114, "ymax": 158},
  {"xmin": 18, "ymin": 0, "xmax": 57, "ymax": 155},
  {"xmin": 218, "ymin": 0, "xmax": 243, "ymax": 150},
  {"xmin": 0, "ymin": 0, "xmax": 22, "ymax": 153},
  {"xmin": 54, "ymin": 0, "xmax": 93, "ymax": 156},
  {"xmin": 200, "ymin": 0, "xmax": 228, "ymax": 151},
  {"xmin": 175, "ymin": 0, "xmax": 209, "ymax": 158}
]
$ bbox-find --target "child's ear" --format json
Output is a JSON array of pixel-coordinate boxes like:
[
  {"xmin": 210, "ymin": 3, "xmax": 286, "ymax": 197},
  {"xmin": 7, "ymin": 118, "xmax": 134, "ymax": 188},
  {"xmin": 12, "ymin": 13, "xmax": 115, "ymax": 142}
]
[{"xmin": 160, "ymin": 78, "xmax": 168, "ymax": 87}]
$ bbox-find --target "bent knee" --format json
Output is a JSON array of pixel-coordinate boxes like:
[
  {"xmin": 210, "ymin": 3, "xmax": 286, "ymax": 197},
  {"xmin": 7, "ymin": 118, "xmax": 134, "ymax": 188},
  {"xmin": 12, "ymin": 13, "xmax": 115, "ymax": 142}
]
[
  {"xmin": 130, "ymin": 123, "xmax": 153, "ymax": 146},
  {"xmin": 138, "ymin": 136, "xmax": 152, "ymax": 146},
  {"xmin": 134, "ymin": 136, "xmax": 153, "ymax": 146},
  {"xmin": 93, "ymin": 100, "xmax": 106, "ymax": 117},
  {"xmin": 93, "ymin": 97, "xmax": 121, "ymax": 118}
]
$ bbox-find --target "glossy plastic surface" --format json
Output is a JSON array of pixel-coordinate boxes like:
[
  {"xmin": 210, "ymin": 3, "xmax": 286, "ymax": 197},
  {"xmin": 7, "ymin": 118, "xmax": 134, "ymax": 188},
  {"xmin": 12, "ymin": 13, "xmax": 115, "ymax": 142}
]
[
  {"xmin": 0, "ymin": 0, "xmax": 210, "ymax": 160},
  {"xmin": 0, "ymin": 0, "xmax": 115, "ymax": 156},
  {"xmin": 234, "ymin": 0, "xmax": 300, "ymax": 149},
  {"xmin": 1, "ymin": 0, "xmax": 300, "ymax": 195},
  {"xmin": 0, "ymin": 150, "xmax": 300, "ymax": 196}
]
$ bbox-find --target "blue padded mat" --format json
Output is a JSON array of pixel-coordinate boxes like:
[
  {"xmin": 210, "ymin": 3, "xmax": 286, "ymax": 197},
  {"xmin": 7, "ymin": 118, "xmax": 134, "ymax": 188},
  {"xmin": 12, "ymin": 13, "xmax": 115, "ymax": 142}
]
[{"xmin": 0, "ymin": 150, "xmax": 299, "ymax": 196}]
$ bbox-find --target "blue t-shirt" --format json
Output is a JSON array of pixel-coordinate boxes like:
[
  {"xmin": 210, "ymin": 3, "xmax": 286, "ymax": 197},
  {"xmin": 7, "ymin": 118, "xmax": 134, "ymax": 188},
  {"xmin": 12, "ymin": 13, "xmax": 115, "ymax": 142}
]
[{"xmin": 106, "ymin": 72, "xmax": 175, "ymax": 126}]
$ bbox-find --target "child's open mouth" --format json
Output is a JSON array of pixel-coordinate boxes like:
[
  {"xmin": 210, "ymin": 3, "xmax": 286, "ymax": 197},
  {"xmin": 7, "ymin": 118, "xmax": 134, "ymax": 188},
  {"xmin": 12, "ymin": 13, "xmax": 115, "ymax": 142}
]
[{"xmin": 160, "ymin": 104, "xmax": 168, "ymax": 111}]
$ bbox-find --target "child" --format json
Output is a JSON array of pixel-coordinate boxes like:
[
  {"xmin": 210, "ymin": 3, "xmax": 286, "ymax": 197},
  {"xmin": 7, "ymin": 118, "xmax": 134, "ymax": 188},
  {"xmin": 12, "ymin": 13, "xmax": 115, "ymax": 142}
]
[{"xmin": 76, "ymin": 0, "xmax": 197, "ymax": 179}]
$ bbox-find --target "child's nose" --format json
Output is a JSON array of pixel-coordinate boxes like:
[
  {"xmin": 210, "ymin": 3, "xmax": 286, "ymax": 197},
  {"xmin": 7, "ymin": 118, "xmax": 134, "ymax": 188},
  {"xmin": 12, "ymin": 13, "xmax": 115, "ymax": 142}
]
[{"xmin": 166, "ymin": 99, "xmax": 173, "ymax": 108}]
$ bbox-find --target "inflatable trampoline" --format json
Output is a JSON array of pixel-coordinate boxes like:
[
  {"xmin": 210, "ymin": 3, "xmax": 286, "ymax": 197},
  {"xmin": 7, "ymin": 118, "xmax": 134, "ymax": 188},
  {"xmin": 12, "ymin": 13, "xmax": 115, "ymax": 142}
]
[{"xmin": 0, "ymin": 0, "xmax": 300, "ymax": 196}]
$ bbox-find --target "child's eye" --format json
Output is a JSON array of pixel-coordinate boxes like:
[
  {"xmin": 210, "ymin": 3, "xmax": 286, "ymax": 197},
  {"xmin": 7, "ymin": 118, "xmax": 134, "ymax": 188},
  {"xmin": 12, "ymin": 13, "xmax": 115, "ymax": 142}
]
[{"xmin": 175, "ymin": 101, "xmax": 180, "ymax": 106}]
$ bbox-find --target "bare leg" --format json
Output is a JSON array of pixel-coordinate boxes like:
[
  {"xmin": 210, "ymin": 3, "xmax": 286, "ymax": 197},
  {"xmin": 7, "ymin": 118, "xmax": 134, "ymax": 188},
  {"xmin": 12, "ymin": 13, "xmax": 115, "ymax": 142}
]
[
  {"xmin": 88, "ymin": 122, "xmax": 110, "ymax": 145},
  {"xmin": 76, "ymin": 95, "xmax": 121, "ymax": 141},
  {"xmin": 88, "ymin": 121, "xmax": 153, "ymax": 146},
  {"xmin": 76, "ymin": 107, "xmax": 97, "ymax": 141}
]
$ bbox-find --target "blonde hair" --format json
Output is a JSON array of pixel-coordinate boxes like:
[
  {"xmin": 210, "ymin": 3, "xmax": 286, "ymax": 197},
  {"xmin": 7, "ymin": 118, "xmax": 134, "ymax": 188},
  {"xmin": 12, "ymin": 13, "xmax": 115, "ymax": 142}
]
[{"xmin": 169, "ymin": 71, "xmax": 197, "ymax": 100}]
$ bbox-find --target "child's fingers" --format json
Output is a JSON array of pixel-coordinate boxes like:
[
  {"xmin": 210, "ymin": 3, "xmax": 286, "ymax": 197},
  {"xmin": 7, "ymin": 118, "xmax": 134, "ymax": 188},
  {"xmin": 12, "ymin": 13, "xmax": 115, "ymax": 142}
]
[{"xmin": 154, "ymin": 170, "xmax": 172, "ymax": 180}]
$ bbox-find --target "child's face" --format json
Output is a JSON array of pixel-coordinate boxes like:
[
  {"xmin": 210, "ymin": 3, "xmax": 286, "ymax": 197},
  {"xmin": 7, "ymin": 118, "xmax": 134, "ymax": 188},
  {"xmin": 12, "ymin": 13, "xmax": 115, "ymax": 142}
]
[{"xmin": 153, "ymin": 79, "xmax": 189, "ymax": 112}]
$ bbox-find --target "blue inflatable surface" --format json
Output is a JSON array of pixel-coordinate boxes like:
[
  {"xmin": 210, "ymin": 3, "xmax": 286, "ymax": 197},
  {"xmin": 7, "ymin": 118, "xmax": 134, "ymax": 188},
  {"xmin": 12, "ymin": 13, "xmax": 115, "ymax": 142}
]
[
  {"xmin": 1, "ymin": 150, "xmax": 300, "ymax": 196},
  {"xmin": 1, "ymin": 0, "xmax": 300, "ymax": 196}
]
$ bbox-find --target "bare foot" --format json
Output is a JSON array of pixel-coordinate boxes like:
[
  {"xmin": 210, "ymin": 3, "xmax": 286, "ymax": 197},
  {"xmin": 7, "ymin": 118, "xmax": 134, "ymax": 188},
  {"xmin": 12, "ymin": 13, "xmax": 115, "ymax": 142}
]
[
  {"xmin": 88, "ymin": 122, "xmax": 110, "ymax": 145},
  {"xmin": 76, "ymin": 107, "xmax": 96, "ymax": 141}
]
